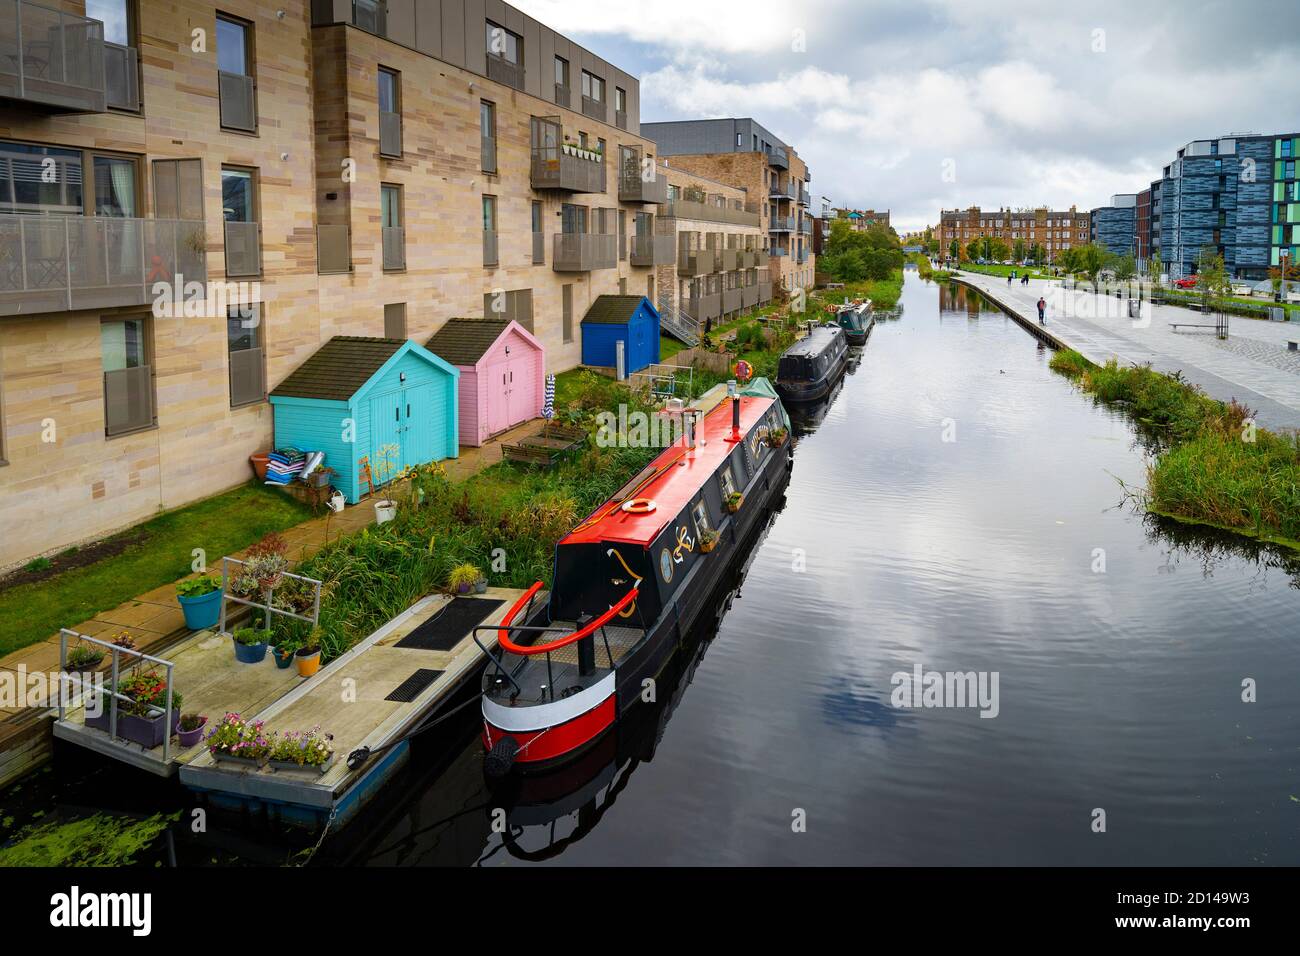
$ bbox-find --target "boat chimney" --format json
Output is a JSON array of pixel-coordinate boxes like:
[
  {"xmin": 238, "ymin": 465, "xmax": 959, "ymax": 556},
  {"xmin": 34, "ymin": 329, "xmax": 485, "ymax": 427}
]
[{"xmin": 727, "ymin": 379, "xmax": 742, "ymax": 443}]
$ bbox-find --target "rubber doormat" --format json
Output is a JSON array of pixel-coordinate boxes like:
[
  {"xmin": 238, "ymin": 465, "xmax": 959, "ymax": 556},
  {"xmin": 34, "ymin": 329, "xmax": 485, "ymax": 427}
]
[
  {"xmin": 385, "ymin": 668, "xmax": 445, "ymax": 703},
  {"xmin": 394, "ymin": 597, "xmax": 505, "ymax": 652}
]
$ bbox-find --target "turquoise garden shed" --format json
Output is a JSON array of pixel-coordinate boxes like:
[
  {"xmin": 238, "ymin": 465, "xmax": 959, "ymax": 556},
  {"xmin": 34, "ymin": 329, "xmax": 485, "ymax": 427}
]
[{"xmin": 270, "ymin": 337, "xmax": 458, "ymax": 504}]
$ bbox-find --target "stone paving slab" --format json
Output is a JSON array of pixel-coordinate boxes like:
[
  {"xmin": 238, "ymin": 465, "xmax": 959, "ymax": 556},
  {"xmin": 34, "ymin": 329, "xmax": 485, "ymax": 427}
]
[{"xmin": 956, "ymin": 271, "xmax": 1300, "ymax": 433}]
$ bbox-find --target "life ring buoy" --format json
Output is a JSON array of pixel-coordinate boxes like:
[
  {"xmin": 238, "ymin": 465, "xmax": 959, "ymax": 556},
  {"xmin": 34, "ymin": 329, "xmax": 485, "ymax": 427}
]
[{"xmin": 621, "ymin": 498, "xmax": 656, "ymax": 514}]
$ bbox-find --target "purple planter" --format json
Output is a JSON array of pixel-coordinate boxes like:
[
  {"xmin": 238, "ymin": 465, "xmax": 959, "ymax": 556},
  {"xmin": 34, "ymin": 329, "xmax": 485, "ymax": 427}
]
[
  {"xmin": 177, "ymin": 717, "xmax": 208, "ymax": 748},
  {"xmin": 86, "ymin": 709, "xmax": 170, "ymax": 749}
]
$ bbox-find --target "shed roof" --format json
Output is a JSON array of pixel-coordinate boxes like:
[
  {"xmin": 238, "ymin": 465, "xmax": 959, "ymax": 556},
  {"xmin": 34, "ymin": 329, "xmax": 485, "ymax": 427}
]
[
  {"xmin": 581, "ymin": 295, "xmax": 652, "ymax": 326},
  {"xmin": 424, "ymin": 317, "xmax": 512, "ymax": 366},
  {"xmin": 270, "ymin": 337, "xmax": 407, "ymax": 401}
]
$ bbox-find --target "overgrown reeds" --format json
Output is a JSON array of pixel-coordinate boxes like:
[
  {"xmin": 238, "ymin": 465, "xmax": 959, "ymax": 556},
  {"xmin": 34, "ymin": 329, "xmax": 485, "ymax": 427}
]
[{"xmin": 1049, "ymin": 349, "xmax": 1300, "ymax": 547}]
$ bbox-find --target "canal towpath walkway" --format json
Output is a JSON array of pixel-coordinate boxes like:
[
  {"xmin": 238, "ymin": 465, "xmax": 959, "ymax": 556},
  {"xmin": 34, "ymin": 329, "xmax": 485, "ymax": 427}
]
[{"xmin": 952, "ymin": 270, "xmax": 1300, "ymax": 434}]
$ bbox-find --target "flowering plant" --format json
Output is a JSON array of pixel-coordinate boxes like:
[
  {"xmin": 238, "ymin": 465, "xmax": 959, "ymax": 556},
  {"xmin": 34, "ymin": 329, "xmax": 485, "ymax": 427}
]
[
  {"xmin": 269, "ymin": 725, "xmax": 334, "ymax": 768},
  {"xmin": 206, "ymin": 712, "xmax": 272, "ymax": 762},
  {"xmin": 103, "ymin": 669, "xmax": 183, "ymax": 718}
]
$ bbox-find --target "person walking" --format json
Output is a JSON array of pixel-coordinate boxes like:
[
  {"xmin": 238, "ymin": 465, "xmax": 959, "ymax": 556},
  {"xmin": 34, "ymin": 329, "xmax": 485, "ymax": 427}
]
[
  {"xmin": 1037, "ymin": 296, "xmax": 1046, "ymax": 325},
  {"xmin": 1008, "ymin": 271, "xmax": 1014, "ymax": 285}
]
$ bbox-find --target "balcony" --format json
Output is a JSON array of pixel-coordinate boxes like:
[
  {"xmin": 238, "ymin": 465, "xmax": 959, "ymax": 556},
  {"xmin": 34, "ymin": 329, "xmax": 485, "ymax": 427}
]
[
  {"xmin": 317, "ymin": 224, "xmax": 351, "ymax": 274},
  {"xmin": 618, "ymin": 167, "xmax": 668, "ymax": 204},
  {"xmin": 224, "ymin": 221, "xmax": 260, "ymax": 277},
  {"xmin": 658, "ymin": 199, "xmax": 760, "ymax": 228},
  {"xmin": 769, "ymin": 246, "xmax": 789, "ymax": 258},
  {"xmin": 686, "ymin": 292, "xmax": 721, "ymax": 323},
  {"xmin": 800, "ymin": 218, "xmax": 813, "ymax": 235},
  {"xmin": 382, "ymin": 225, "xmax": 405, "ymax": 271},
  {"xmin": 486, "ymin": 53, "xmax": 523, "ymax": 92},
  {"xmin": 741, "ymin": 284, "xmax": 759, "ymax": 309},
  {"xmin": 722, "ymin": 287, "xmax": 743, "ymax": 314},
  {"xmin": 554, "ymin": 83, "xmax": 570, "ymax": 109},
  {"xmin": 798, "ymin": 186, "xmax": 811, "ymax": 206},
  {"xmin": 531, "ymin": 231, "xmax": 544, "ymax": 265},
  {"xmin": 678, "ymin": 248, "xmax": 715, "ymax": 276},
  {"xmin": 770, "ymin": 216, "xmax": 794, "ymax": 232},
  {"xmin": 766, "ymin": 145, "xmax": 789, "ymax": 170},
  {"xmin": 769, "ymin": 180, "xmax": 796, "ymax": 201},
  {"xmin": 581, "ymin": 94, "xmax": 606, "ymax": 123},
  {"xmin": 0, "ymin": 0, "xmax": 107, "ymax": 113},
  {"xmin": 0, "ymin": 214, "xmax": 207, "ymax": 317},
  {"xmin": 218, "ymin": 71, "xmax": 256, "ymax": 132},
  {"xmin": 615, "ymin": 109, "xmax": 627, "ymax": 131},
  {"xmin": 629, "ymin": 234, "xmax": 674, "ymax": 267},
  {"xmin": 552, "ymin": 232, "xmax": 615, "ymax": 272},
  {"xmin": 796, "ymin": 249, "xmax": 809, "ymax": 263},
  {"xmin": 481, "ymin": 134, "xmax": 497, "ymax": 174},
  {"xmin": 103, "ymin": 42, "xmax": 139, "ymax": 111},
  {"xmin": 483, "ymin": 231, "xmax": 498, "ymax": 268},
  {"xmin": 380, "ymin": 110, "xmax": 402, "ymax": 158},
  {"xmin": 758, "ymin": 279, "xmax": 773, "ymax": 303},
  {"xmin": 720, "ymin": 248, "xmax": 740, "ymax": 271},
  {"xmin": 531, "ymin": 121, "xmax": 606, "ymax": 193}
]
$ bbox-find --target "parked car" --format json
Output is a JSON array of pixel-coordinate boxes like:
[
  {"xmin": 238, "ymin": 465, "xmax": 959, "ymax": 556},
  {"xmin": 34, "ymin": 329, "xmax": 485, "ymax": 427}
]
[{"xmin": 1172, "ymin": 276, "xmax": 1198, "ymax": 290}]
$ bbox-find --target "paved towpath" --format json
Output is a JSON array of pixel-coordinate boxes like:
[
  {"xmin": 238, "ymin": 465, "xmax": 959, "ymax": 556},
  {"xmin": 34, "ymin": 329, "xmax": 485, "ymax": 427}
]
[{"xmin": 953, "ymin": 270, "xmax": 1300, "ymax": 433}]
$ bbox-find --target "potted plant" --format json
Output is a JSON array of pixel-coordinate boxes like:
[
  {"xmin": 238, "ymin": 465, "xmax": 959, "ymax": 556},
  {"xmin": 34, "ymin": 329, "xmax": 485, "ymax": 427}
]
[
  {"xmin": 175, "ymin": 575, "xmax": 223, "ymax": 631},
  {"xmin": 725, "ymin": 491, "xmax": 744, "ymax": 513},
  {"xmin": 449, "ymin": 563, "xmax": 482, "ymax": 595},
  {"xmin": 272, "ymin": 635, "xmax": 301, "ymax": 670},
  {"xmin": 244, "ymin": 534, "xmax": 290, "ymax": 593},
  {"xmin": 206, "ymin": 712, "xmax": 272, "ymax": 768},
  {"xmin": 766, "ymin": 426, "xmax": 788, "ymax": 448},
  {"xmin": 295, "ymin": 627, "xmax": 324, "ymax": 678},
  {"xmin": 111, "ymin": 631, "xmax": 138, "ymax": 651},
  {"xmin": 86, "ymin": 670, "xmax": 183, "ymax": 749},
  {"xmin": 308, "ymin": 465, "xmax": 335, "ymax": 489},
  {"xmin": 64, "ymin": 644, "xmax": 105, "ymax": 672},
  {"xmin": 268, "ymin": 725, "xmax": 335, "ymax": 775},
  {"xmin": 474, "ymin": 573, "xmax": 489, "ymax": 594},
  {"xmin": 698, "ymin": 528, "xmax": 721, "ymax": 554},
  {"xmin": 176, "ymin": 713, "xmax": 208, "ymax": 748},
  {"xmin": 231, "ymin": 626, "xmax": 269, "ymax": 664}
]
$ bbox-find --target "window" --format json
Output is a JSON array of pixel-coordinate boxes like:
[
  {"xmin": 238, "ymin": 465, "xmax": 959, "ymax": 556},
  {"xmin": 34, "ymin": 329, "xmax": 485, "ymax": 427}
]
[
  {"xmin": 480, "ymin": 100, "xmax": 496, "ymax": 173},
  {"xmin": 554, "ymin": 56, "xmax": 569, "ymax": 88},
  {"xmin": 482, "ymin": 194, "xmax": 497, "ymax": 266},
  {"xmin": 562, "ymin": 284, "xmax": 573, "ymax": 344},
  {"xmin": 484, "ymin": 289, "xmax": 534, "ymax": 332},
  {"xmin": 692, "ymin": 500, "xmax": 711, "ymax": 538},
  {"xmin": 616, "ymin": 87, "xmax": 626, "ymax": 113},
  {"xmin": 101, "ymin": 317, "xmax": 154, "ymax": 436},
  {"xmin": 216, "ymin": 14, "xmax": 256, "ymax": 132},
  {"xmin": 0, "ymin": 141, "xmax": 84, "ymax": 214},
  {"xmin": 719, "ymin": 466, "xmax": 736, "ymax": 498},
  {"xmin": 378, "ymin": 68, "xmax": 398, "ymax": 113},
  {"xmin": 378, "ymin": 68, "xmax": 401, "ymax": 157},
  {"xmin": 384, "ymin": 303, "xmax": 407, "ymax": 339},
  {"xmin": 381, "ymin": 183, "xmax": 404, "ymax": 270},
  {"xmin": 87, "ymin": 0, "xmax": 132, "ymax": 46},
  {"xmin": 581, "ymin": 71, "xmax": 604, "ymax": 102},
  {"xmin": 485, "ymin": 21, "xmax": 521, "ymax": 63},
  {"xmin": 93, "ymin": 156, "xmax": 137, "ymax": 217},
  {"xmin": 221, "ymin": 166, "xmax": 260, "ymax": 276},
  {"xmin": 531, "ymin": 200, "xmax": 544, "ymax": 265},
  {"xmin": 227, "ymin": 303, "xmax": 265, "ymax": 407}
]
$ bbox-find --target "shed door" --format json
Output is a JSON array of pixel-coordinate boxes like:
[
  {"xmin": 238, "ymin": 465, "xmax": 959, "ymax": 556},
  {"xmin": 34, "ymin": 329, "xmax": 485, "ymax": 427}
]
[
  {"xmin": 369, "ymin": 391, "xmax": 405, "ymax": 480},
  {"xmin": 632, "ymin": 316, "xmax": 648, "ymax": 369},
  {"xmin": 487, "ymin": 361, "xmax": 511, "ymax": 436},
  {"xmin": 506, "ymin": 355, "xmax": 533, "ymax": 428},
  {"xmin": 402, "ymin": 383, "xmax": 436, "ymax": 464}
]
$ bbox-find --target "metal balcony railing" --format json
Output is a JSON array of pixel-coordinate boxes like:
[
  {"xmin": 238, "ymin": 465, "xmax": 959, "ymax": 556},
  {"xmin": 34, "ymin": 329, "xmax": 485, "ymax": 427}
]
[
  {"xmin": 629, "ymin": 234, "xmax": 674, "ymax": 267},
  {"xmin": 581, "ymin": 94, "xmax": 605, "ymax": 122},
  {"xmin": 531, "ymin": 145, "xmax": 606, "ymax": 193},
  {"xmin": 0, "ymin": 0, "xmax": 107, "ymax": 112},
  {"xmin": 481, "ymin": 134, "xmax": 497, "ymax": 173},
  {"xmin": 218, "ymin": 70, "xmax": 256, "ymax": 132},
  {"xmin": 486, "ymin": 54, "xmax": 523, "ymax": 91},
  {"xmin": 766, "ymin": 145, "xmax": 788, "ymax": 169},
  {"xmin": 531, "ymin": 231, "xmax": 544, "ymax": 265},
  {"xmin": 0, "ymin": 214, "xmax": 207, "ymax": 316},
  {"xmin": 800, "ymin": 218, "xmax": 813, "ymax": 235},
  {"xmin": 552, "ymin": 233, "xmax": 615, "ymax": 271},
  {"xmin": 769, "ymin": 246, "xmax": 789, "ymax": 257},
  {"xmin": 657, "ymin": 199, "xmax": 760, "ymax": 227},
  {"xmin": 769, "ymin": 180, "xmax": 796, "ymax": 200},
  {"xmin": 677, "ymin": 248, "xmax": 715, "ymax": 276},
  {"xmin": 758, "ymin": 280, "xmax": 773, "ymax": 303},
  {"xmin": 223, "ymin": 221, "xmax": 260, "ymax": 277},
  {"xmin": 770, "ymin": 216, "xmax": 794, "ymax": 232},
  {"xmin": 720, "ymin": 248, "xmax": 740, "ymax": 272},
  {"xmin": 615, "ymin": 109, "xmax": 627, "ymax": 131},
  {"xmin": 686, "ymin": 293, "xmax": 721, "ymax": 323},
  {"xmin": 380, "ymin": 110, "xmax": 402, "ymax": 157},
  {"xmin": 483, "ymin": 231, "xmax": 498, "ymax": 267},
  {"xmin": 317, "ymin": 224, "xmax": 351, "ymax": 274},
  {"xmin": 382, "ymin": 225, "xmax": 405, "ymax": 270},
  {"xmin": 104, "ymin": 41, "xmax": 138, "ymax": 111},
  {"xmin": 618, "ymin": 168, "xmax": 668, "ymax": 204},
  {"xmin": 798, "ymin": 186, "xmax": 811, "ymax": 206},
  {"xmin": 722, "ymin": 287, "xmax": 743, "ymax": 314},
  {"xmin": 554, "ymin": 83, "xmax": 570, "ymax": 109}
]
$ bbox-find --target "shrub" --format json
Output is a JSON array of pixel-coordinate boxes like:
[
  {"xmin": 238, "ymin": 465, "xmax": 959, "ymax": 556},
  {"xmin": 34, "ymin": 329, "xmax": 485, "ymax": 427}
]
[
  {"xmin": 232, "ymin": 626, "xmax": 268, "ymax": 647},
  {"xmin": 175, "ymin": 575, "xmax": 221, "ymax": 598}
]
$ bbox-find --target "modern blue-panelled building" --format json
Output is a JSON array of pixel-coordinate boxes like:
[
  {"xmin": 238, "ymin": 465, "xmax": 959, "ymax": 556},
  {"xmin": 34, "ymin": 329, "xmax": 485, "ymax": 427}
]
[
  {"xmin": 1090, "ymin": 194, "xmax": 1138, "ymax": 257},
  {"xmin": 1152, "ymin": 133, "xmax": 1300, "ymax": 280}
]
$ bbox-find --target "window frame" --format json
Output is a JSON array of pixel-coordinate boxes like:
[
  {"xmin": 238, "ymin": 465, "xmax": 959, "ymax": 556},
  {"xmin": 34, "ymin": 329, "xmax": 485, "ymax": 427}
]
[
  {"xmin": 226, "ymin": 302, "xmax": 267, "ymax": 409},
  {"xmin": 485, "ymin": 20, "xmax": 522, "ymax": 66},
  {"xmin": 100, "ymin": 315, "xmax": 157, "ymax": 438}
]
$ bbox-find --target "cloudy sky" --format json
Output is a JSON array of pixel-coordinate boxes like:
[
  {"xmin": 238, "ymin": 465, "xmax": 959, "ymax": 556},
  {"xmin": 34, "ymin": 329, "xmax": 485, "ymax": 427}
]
[{"xmin": 514, "ymin": 0, "xmax": 1300, "ymax": 233}]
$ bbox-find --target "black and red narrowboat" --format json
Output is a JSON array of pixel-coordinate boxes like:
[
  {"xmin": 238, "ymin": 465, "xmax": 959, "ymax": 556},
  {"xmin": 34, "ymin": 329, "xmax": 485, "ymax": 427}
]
[{"xmin": 477, "ymin": 383, "xmax": 793, "ymax": 773}]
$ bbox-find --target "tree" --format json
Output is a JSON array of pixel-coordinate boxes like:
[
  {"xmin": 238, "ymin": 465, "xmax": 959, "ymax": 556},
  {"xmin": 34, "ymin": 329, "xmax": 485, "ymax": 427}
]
[
  {"xmin": 949, "ymin": 239, "xmax": 959, "ymax": 262},
  {"xmin": 1112, "ymin": 254, "xmax": 1137, "ymax": 286},
  {"xmin": 965, "ymin": 239, "xmax": 982, "ymax": 262},
  {"xmin": 1012, "ymin": 238, "xmax": 1027, "ymax": 263},
  {"xmin": 1195, "ymin": 246, "xmax": 1230, "ymax": 305},
  {"xmin": 1268, "ymin": 255, "xmax": 1296, "ymax": 298},
  {"xmin": 987, "ymin": 238, "xmax": 1011, "ymax": 263},
  {"xmin": 819, "ymin": 220, "xmax": 905, "ymax": 282},
  {"xmin": 1028, "ymin": 243, "xmax": 1045, "ymax": 266},
  {"xmin": 980, "ymin": 237, "xmax": 992, "ymax": 261},
  {"xmin": 1074, "ymin": 243, "xmax": 1110, "ymax": 290},
  {"xmin": 1148, "ymin": 251, "xmax": 1163, "ymax": 289}
]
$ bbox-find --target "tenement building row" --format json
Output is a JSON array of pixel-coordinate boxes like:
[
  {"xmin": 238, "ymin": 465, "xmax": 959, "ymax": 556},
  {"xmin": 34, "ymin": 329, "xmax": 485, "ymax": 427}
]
[{"xmin": 0, "ymin": 0, "xmax": 816, "ymax": 568}]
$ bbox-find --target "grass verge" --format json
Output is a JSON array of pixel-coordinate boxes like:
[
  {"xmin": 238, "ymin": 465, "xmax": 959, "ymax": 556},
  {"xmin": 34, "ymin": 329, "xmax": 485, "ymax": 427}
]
[
  {"xmin": 812, "ymin": 268, "xmax": 904, "ymax": 310},
  {"xmin": 0, "ymin": 484, "xmax": 313, "ymax": 656},
  {"xmin": 1049, "ymin": 349, "xmax": 1300, "ymax": 547}
]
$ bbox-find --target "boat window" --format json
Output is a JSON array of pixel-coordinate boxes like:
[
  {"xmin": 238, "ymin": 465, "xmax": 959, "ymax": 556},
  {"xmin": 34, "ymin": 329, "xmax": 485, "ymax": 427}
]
[
  {"xmin": 749, "ymin": 426, "xmax": 765, "ymax": 459},
  {"xmin": 692, "ymin": 499, "xmax": 710, "ymax": 536},
  {"xmin": 719, "ymin": 467, "xmax": 736, "ymax": 498}
]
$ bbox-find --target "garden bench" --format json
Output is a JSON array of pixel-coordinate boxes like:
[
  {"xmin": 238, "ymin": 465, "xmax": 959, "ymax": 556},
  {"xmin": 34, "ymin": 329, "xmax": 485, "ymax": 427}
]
[
  {"xmin": 1168, "ymin": 322, "xmax": 1220, "ymax": 332},
  {"xmin": 502, "ymin": 443, "xmax": 559, "ymax": 467}
]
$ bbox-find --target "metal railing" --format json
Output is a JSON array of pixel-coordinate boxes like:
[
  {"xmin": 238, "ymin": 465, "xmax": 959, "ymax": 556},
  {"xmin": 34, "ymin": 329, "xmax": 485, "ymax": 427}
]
[
  {"xmin": 686, "ymin": 292, "xmax": 722, "ymax": 323},
  {"xmin": 103, "ymin": 41, "xmax": 138, "ymax": 111},
  {"xmin": 380, "ymin": 109, "xmax": 402, "ymax": 157},
  {"xmin": 656, "ymin": 296, "xmax": 700, "ymax": 346},
  {"xmin": 481, "ymin": 134, "xmax": 497, "ymax": 173},
  {"xmin": 531, "ymin": 145, "xmax": 606, "ymax": 192},
  {"xmin": 218, "ymin": 70, "xmax": 256, "ymax": 132},
  {"xmin": 618, "ymin": 168, "xmax": 668, "ymax": 204},
  {"xmin": 317, "ymin": 223, "xmax": 351, "ymax": 274},
  {"xmin": 0, "ymin": 0, "xmax": 106, "ymax": 112},
  {"xmin": 382, "ymin": 225, "xmax": 405, "ymax": 270},
  {"xmin": 486, "ymin": 53, "xmax": 523, "ymax": 91},
  {"xmin": 104, "ymin": 364, "xmax": 154, "ymax": 435},
  {"xmin": 58, "ymin": 628, "xmax": 177, "ymax": 763},
  {"xmin": 531, "ymin": 230, "xmax": 544, "ymax": 265},
  {"xmin": 769, "ymin": 180, "xmax": 796, "ymax": 200},
  {"xmin": 720, "ymin": 248, "xmax": 740, "ymax": 271},
  {"xmin": 615, "ymin": 109, "xmax": 627, "ymax": 131},
  {"xmin": 483, "ymin": 230, "xmax": 498, "ymax": 267},
  {"xmin": 770, "ymin": 215, "xmax": 794, "ymax": 232},
  {"xmin": 552, "ymin": 232, "xmax": 616, "ymax": 271},
  {"xmin": 553, "ymin": 83, "xmax": 570, "ymax": 108},
  {"xmin": 224, "ymin": 220, "xmax": 261, "ymax": 277},
  {"xmin": 678, "ymin": 247, "xmax": 715, "ymax": 276},
  {"xmin": 722, "ymin": 287, "xmax": 743, "ymax": 314},
  {"xmin": 658, "ymin": 198, "xmax": 760, "ymax": 227},
  {"xmin": 218, "ymin": 556, "xmax": 322, "ymax": 637},
  {"xmin": 0, "ymin": 214, "xmax": 207, "ymax": 316},
  {"xmin": 630, "ymin": 233, "xmax": 674, "ymax": 267},
  {"xmin": 581, "ymin": 94, "xmax": 605, "ymax": 122},
  {"xmin": 766, "ymin": 145, "xmax": 788, "ymax": 169}
]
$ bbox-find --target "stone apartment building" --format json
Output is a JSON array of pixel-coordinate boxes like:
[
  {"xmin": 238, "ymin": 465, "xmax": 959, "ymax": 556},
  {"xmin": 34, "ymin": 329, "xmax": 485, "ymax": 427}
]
[
  {"xmin": 936, "ymin": 206, "xmax": 1091, "ymax": 263},
  {"xmin": 640, "ymin": 118, "xmax": 815, "ymax": 296},
  {"xmin": 0, "ymin": 0, "xmax": 669, "ymax": 568}
]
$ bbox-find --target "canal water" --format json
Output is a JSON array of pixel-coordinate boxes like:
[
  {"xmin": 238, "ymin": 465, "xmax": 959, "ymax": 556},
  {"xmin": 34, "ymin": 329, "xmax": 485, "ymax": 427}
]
[
  {"xmin": 5, "ymin": 270, "xmax": 1297, "ymax": 866},
  {"xmin": 330, "ymin": 270, "xmax": 1300, "ymax": 866}
]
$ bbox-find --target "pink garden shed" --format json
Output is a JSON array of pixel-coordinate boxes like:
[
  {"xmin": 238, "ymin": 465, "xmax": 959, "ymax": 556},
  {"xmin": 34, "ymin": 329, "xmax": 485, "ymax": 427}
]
[{"xmin": 425, "ymin": 318, "xmax": 545, "ymax": 447}]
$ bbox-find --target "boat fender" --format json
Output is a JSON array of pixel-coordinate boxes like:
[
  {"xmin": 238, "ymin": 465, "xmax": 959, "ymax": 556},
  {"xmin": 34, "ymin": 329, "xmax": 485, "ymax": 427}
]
[{"xmin": 484, "ymin": 736, "xmax": 520, "ymax": 779}]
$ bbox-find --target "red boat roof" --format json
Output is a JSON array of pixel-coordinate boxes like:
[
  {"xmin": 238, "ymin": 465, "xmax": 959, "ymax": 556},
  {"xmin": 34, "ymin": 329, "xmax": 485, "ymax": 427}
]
[{"xmin": 561, "ymin": 395, "xmax": 777, "ymax": 548}]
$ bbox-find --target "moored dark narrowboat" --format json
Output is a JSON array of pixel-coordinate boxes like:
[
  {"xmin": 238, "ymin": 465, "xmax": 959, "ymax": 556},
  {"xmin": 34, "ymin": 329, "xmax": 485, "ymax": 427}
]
[
  {"xmin": 833, "ymin": 300, "xmax": 874, "ymax": 345},
  {"xmin": 478, "ymin": 381, "xmax": 793, "ymax": 773},
  {"xmin": 774, "ymin": 323, "xmax": 849, "ymax": 402}
]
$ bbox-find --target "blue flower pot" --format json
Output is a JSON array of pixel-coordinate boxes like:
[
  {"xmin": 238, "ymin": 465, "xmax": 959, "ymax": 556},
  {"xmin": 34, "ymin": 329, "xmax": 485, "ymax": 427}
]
[
  {"xmin": 233, "ymin": 638, "xmax": 269, "ymax": 664},
  {"xmin": 178, "ymin": 588, "xmax": 223, "ymax": 631},
  {"xmin": 272, "ymin": 648, "xmax": 295, "ymax": 669}
]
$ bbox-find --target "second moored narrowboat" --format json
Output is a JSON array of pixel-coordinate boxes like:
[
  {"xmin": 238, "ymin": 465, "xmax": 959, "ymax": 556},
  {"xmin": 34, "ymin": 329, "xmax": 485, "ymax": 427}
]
[
  {"xmin": 774, "ymin": 324, "xmax": 849, "ymax": 403},
  {"xmin": 832, "ymin": 300, "xmax": 874, "ymax": 346}
]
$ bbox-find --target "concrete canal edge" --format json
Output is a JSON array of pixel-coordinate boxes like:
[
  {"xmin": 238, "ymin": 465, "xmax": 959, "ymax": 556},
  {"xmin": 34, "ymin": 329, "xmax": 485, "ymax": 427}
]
[{"xmin": 949, "ymin": 277, "xmax": 1075, "ymax": 356}]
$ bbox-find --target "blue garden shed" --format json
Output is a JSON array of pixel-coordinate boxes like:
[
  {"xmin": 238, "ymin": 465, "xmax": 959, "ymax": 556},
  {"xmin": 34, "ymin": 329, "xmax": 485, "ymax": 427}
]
[
  {"xmin": 580, "ymin": 295, "xmax": 661, "ymax": 374},
  {"xmin": 269, "ymin": 337, "xmax": 459, "ymax": 504}
]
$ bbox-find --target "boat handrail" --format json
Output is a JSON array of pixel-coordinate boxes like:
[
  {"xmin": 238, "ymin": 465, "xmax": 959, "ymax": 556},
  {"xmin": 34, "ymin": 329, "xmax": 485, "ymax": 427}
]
[{"xmin": 494, "ymin": 583, "xmax": 640, "ymax": 656}]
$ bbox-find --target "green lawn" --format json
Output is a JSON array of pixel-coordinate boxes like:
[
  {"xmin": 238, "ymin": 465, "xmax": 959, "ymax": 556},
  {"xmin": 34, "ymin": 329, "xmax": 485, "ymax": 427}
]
[
  {"xmin": 957, "ymin": 262, "xmax": 1051, "ymax": 280},
  {"xmin": 0, "ymin": 484, "xmax": 313, "ymax": 656}
]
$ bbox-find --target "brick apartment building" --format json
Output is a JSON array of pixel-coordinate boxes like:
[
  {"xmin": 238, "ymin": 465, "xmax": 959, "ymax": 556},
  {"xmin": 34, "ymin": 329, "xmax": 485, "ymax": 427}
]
[
  {"xmin": 640, "ymin": 118, "xmax": 815, "ymax": 295},
  {"xmin": 936, "ymin": 206, "xmax": 1091, "ymax": 263},
  {"xmin": 0, "ymin": 0, "xmax": 677, "ymax": 568},
  {"xmin": 830, "ymin": 208, "xmax": 890, "ymax": 232}
]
